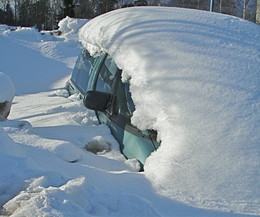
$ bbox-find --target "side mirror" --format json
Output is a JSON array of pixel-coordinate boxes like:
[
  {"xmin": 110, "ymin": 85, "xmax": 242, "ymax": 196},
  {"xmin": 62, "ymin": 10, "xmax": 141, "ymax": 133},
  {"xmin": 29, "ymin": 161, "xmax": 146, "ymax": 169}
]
[{"xmin": 83, "ymin": 91, "xmax": 112, "ymax": 112}]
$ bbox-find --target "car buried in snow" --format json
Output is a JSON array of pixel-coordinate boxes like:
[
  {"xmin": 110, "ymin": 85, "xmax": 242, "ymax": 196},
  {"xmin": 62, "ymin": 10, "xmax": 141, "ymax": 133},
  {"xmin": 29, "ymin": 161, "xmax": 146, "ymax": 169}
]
[
  {"xmin": 66, "ymin": 50, "xmax": 160, "ymax": 167},
  {"xmin": 66, "ymin": 6, "xmax": 259, "ymax": 171}
]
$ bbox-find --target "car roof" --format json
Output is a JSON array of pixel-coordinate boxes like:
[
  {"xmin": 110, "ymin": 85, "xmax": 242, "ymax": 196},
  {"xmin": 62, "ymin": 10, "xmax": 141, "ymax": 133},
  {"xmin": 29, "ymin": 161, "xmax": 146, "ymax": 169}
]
[{"xmin": 79, "ymin": 7, "xmax": 259, "ymax": 81}]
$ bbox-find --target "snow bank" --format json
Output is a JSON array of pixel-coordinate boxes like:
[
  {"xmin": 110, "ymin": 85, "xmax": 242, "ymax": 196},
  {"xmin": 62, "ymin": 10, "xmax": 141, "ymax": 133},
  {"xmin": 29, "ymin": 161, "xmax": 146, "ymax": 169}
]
[
  {"xmin": 3, "ymin": 176, "xmax": 160, "ymax": 217},
  {"xmin": 58, "ymin": 16, "xmax": 89, "ymax": 41},
  {"xmin": 79, "ymin": 7, "xmax": 260, "ymax": 214},
  {"xmin": 0, "ymin": 72, "xmax": 15, "ymax": 102},
  {"xmin": 0, "ymin": 28, "xmax": 80, "ymax": 94},
  {"xmin": 2, "ymin": 27, "xmax": 42, "ymax": 42}
]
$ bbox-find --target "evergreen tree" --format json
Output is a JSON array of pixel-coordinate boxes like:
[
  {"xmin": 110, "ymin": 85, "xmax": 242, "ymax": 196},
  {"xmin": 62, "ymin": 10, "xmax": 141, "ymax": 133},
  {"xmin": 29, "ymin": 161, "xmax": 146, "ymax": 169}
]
[
  {"xmin": 98, "ymin": 0, "xmax": 118, "ymax": 14},
  {"xmin": 18, "ymin": 0, "xmax": 32, "ymax": 27},
  {"xmin": 0, "ymin": 9, "xmax": 5, "ymax": 24},
  {"xmin": 34, "ymin": 0, "xmax": 52, "ymax": 30},
  {"xmin": 134, "ymin": 0, "xmax": 148, "ymax": 6},
  {"xmin": 5, "ymin": 2, "xmax": 15, "ymax": 25},
  {"xmin": 74, "ymin": 0, "xmax": 96, "ymax": 19},
  {"xmin": 64, "ymin": 0, "xmax": 74, "ymax": 17}
]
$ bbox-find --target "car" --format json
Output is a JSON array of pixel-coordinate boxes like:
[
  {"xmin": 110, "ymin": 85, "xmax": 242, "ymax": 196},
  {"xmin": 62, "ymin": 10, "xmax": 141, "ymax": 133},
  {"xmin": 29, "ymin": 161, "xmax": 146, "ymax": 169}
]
[
  {"xmin": 66, "ymin": 49, "xmax": 160, "ymax": 167},
  {"xmin": 67, "ymin": 6, "xmax": 259, "ymax": 184}
]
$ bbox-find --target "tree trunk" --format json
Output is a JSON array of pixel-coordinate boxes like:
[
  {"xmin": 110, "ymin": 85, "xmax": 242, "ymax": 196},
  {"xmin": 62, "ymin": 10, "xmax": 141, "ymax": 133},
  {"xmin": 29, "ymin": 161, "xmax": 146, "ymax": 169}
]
[
  {"xmin": 219, "ymin": 0, "xmax": 222, "ymax": 13},
  {"xmin": 257, "ymin": 0, "xmax": 260, "ymax": 24},
  {"xmin": 243, "ymin": 0, "xmax": 246, "ymax": 19}
]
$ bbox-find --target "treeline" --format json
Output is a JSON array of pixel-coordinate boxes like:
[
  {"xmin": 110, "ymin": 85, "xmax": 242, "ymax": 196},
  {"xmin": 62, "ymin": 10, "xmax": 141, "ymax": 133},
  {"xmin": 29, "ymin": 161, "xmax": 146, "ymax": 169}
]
[
  {"xmin": 0, "ymin": 0, "xmax": 70, "ymax": 30},
  {"xmin": 0, "ymin": 0, "xmax": 258, "ymax": 30}
]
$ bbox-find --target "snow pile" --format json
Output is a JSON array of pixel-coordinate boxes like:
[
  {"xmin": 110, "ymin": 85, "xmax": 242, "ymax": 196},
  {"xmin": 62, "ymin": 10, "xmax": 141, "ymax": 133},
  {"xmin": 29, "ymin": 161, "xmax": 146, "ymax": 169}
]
[
  {"xmin": 0, "ymin": 72, "xmax": 15, "ymax": 102},
  {"xmin": 0, "ymin": 126, "xmax": 29, "ymax": 207},
  {"xmin": 58, "ymin": 16, "xmax": 89, "ymax": 41},
  {"xmin": 80, "ymin": 7, "xmax": 260, "ymax": 214},
  {"xmin": 3, "ymin": 175, "xmax": 160, "ymax": 217},
  {"xmin": 2, "ymin": 27, "xmax": 42, "ymax": 42}
]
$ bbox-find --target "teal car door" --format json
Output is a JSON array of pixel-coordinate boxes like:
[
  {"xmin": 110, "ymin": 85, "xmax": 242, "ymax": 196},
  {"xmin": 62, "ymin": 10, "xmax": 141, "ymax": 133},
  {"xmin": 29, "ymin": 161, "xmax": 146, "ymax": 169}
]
[{"xmin": 91, "ymin": 55, "xmax": 160, "ymax": 167}]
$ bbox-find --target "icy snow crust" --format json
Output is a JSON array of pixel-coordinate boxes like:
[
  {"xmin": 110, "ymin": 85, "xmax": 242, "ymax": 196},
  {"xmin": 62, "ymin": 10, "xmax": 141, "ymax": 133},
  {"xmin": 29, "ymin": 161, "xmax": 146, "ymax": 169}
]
[{"xmin": 80, "ymin": 7, "xmax": 260, "ymax": 213}]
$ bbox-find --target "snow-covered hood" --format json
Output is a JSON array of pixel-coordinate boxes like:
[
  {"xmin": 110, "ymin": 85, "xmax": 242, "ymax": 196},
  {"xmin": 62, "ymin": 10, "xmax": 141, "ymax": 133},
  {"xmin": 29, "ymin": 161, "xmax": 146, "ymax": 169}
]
[{"xmin": 79, "ymin": 7, "xmax": 260, "ymax": 214}]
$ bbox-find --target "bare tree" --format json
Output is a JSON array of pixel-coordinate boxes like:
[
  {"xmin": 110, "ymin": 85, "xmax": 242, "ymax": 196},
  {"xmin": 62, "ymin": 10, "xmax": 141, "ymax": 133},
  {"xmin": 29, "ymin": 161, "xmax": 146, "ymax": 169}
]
[
  {"xmin": 243, "ymin": 0, "xmax": 252, "ymax": 19},
  {"xmin": 219, "ymin": 0, "xmax": 223, "ymax": 12}
]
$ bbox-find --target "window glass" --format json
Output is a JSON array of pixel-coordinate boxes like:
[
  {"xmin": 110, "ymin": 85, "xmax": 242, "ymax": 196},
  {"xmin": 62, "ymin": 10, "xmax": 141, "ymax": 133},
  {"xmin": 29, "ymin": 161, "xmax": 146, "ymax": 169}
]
[
  {"xmin": 71, "ymin": 59, "xmax": 80, "ymax": 83},
  {"xmin": 86, "ymin": 55, "xmax": 104, "ymax": 91},
  {"xmin": 94, "ymin": 55, "xmax": 135, "ymax": 122},
  {"xmin": 112, "ymin": 80, "xmax": 135, "ymax": 121},
  {"xmin": 71, "ymin": 49, "xmax": 94, "ymax": 93},
  {"xmin": 95, "ymin": 56, "xmax": 117, "ymax": 93},
  {"xmin": 76, "ymin": 56, "xmax": 92, "ymax": 91}
]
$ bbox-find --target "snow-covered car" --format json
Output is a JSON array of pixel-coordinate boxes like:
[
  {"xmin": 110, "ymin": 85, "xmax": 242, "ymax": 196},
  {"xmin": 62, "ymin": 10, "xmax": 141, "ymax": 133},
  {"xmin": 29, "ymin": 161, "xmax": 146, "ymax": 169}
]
[
  {"xmin": 67, "ymin": 50, "xmax": 160, "ymax": 166},
  {"xmin": 67, "ymin": 6, "xmax": 259, "ymax": 174}
]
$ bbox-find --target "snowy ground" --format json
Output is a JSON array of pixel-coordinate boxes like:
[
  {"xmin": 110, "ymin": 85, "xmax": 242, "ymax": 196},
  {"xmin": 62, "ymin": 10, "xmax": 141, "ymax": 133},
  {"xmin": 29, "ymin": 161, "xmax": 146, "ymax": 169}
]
[{"xmin": 0, "ymin": 12, "xmax": 259, "ymax": 217}]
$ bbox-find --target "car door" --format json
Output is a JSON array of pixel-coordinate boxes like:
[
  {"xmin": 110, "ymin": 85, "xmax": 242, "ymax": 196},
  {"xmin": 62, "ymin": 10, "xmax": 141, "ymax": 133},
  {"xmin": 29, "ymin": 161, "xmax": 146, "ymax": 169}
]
[
  {"xmin": 91, "ymin": 54, "xmax": 160, "ymax": 166},
  {"xmin": 111, "ymin": 79, "xmax": 160, "ymax": 166}
]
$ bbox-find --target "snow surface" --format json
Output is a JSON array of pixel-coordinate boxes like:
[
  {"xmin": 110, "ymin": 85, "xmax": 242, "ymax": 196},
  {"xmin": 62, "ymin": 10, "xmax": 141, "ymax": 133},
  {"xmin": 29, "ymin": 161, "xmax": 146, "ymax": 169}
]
[
  {"xmin": 0, "ymin": 7, "xmax": 259, "ymax": 217},
  {"xmin": 79, "ymin": 7, "xmax": 260, "ymax": 215}
]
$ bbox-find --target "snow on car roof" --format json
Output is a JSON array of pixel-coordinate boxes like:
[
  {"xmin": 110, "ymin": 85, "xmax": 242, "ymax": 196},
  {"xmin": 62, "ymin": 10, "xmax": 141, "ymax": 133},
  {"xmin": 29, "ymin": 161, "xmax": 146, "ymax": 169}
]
[{"xmin": 80, "ymin": 7, "xmax": 260, "ymax": 213}]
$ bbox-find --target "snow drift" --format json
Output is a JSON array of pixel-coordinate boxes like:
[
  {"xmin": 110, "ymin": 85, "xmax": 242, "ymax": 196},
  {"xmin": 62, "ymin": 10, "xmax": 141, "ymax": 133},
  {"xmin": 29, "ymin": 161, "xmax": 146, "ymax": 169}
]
[
  {"xmin": 0, "ymin": 72, "xmax": 15, "ymax": 102},
  {"xmin": 79, "ymin": 7, "xmax": 260, "ymax": 214},
  {"xmin": 58, "ymin": 16, "xmax": 89, "ymax": 41}
]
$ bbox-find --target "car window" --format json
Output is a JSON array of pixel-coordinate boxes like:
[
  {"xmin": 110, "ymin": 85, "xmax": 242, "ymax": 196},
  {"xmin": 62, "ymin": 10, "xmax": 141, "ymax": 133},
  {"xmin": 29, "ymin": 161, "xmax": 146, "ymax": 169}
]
[
  {"xmin": 71, "ymin": 49, "xmax": 93, "ymax": 93},
  {"xmin": 95, "ymin": 56, "xmax": 117, "ymax": 93},
  {"xmin": 113, "ymin": 81, "xmax": 135, "ymax": 119},
  {"xmin": 93, "ymin": 55, "xmax": 135, "ymax": 120}
]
